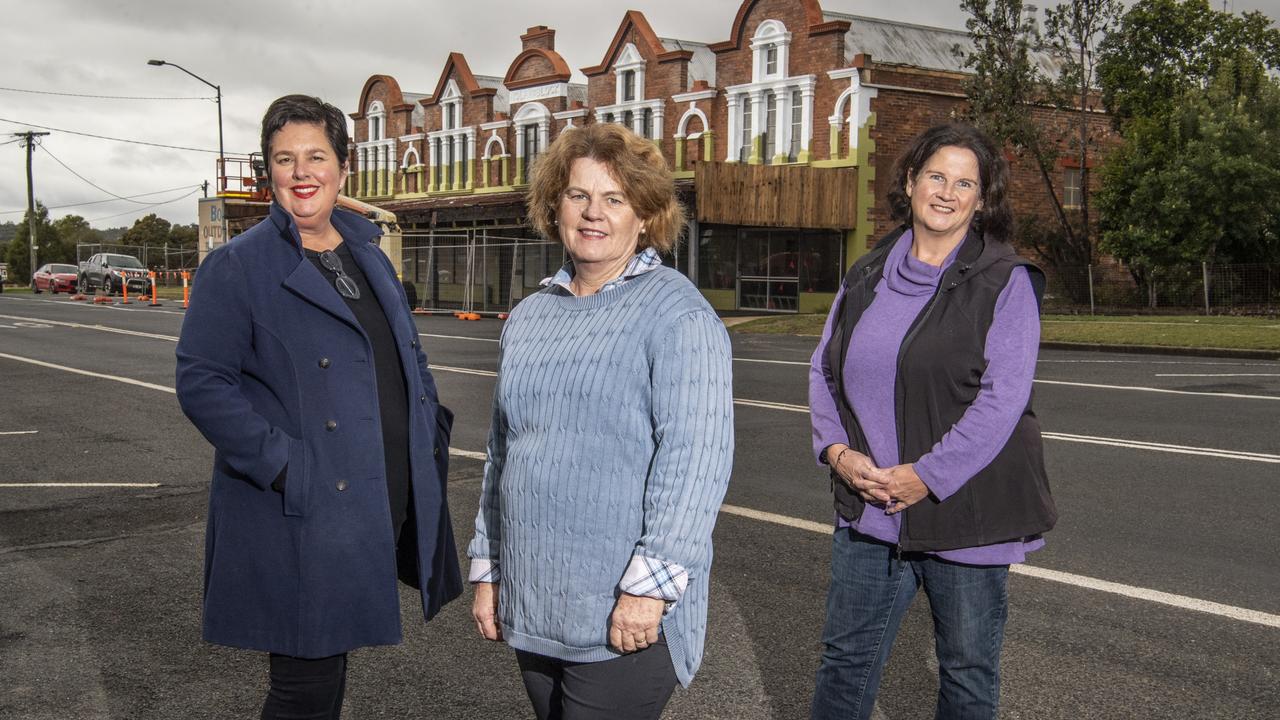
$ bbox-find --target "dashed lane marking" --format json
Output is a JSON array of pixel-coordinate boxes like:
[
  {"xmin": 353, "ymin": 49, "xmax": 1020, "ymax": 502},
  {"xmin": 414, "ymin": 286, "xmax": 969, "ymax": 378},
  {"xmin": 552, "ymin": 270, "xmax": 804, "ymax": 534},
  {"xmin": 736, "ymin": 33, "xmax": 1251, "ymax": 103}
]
[{"xmin": 0, "ymin": 430, "xmax": 38, "ymax": 436}]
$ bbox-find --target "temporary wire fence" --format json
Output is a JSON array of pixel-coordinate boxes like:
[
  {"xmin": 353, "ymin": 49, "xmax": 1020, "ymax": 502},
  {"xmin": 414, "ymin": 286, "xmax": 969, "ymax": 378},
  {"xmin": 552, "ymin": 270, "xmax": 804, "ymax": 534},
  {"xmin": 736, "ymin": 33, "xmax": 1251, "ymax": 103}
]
[
  {"xmin": 76, "ymin": 243, "xmax": 198, "ymax": 285},
  {"xmin": 399, "ymin": 231, "xmax": 565, "ymax": 313},
  {"xmin": 1043, "ymin": 262, "xmax": 1279, "ymax": 315}
]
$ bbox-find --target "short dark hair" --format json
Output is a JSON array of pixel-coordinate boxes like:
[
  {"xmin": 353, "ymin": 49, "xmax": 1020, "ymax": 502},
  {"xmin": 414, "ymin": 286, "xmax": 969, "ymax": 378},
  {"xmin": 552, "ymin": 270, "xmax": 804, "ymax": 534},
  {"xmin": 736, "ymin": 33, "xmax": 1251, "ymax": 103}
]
[
  {"xmin": 526, "ymin": 122, "xmax": 685, "ymax": 253},
  {"xmin": 259, "ymin": 94, "xmax": 349, "ymax": 168},
  {"xmin": 886, "ymin": 123, "xmax": 1013, "ymax": 241}
]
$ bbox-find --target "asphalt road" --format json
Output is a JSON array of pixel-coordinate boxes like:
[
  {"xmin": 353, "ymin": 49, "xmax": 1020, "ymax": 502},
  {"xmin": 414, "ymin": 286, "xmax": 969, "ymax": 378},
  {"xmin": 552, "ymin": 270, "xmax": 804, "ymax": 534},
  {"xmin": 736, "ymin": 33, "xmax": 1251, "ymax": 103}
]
[{"xmin": 1, "ymin": 293, "xmax": 1277, "ymax": 719}]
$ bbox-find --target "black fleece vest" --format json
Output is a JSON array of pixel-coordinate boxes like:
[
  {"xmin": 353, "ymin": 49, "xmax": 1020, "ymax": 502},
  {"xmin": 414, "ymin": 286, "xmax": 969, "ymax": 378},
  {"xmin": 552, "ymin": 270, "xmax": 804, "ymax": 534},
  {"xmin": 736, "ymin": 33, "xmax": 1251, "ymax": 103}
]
[{"xmin": 825, "ymin": 228, "xmax": 1057, "ymax": 552}]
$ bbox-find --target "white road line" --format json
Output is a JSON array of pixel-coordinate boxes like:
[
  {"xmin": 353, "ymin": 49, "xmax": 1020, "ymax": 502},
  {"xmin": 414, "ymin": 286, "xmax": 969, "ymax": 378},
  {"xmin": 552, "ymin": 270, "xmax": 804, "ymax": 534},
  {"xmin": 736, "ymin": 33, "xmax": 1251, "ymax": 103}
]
[
  {"xmin": 1033, "ymin": 378, "xmax": 1280, "ymax": 401},
  {"xmin": 1042, "ymin": 432, "xmax": 1280, "ymax": 463},
  {"xmin": 732, "ymin": 397, "xmax": 1278, "ymax": 464},
  {"xmin": 0, "ymin": 430, "xmax": 39, "ymax": 436},
  {"xmin": 1041, "ymin": 318, "xmax": 1270, "ymax": 328},
  {"xmin": 6, "ymin": 352, "xmax": 1272, "ymax": 464},
  {"xmin": 1154, "ymin": 373, "xmax": 1280, "ymax": 378},
  {"xmin": 446, "ymin": 451, "xmax": 1280, "ymax": 629},
  {"xmin": 1012, "ymin": 564, "xmax": 1280, "ymax": 629},
  {"xmin": 0, "ymin": 295, "xmax": 187, "ymax": 315},
  {"xmin": 3, "ymin": 349, "xmax": 1274, "ymax": 627},
  {"xmin": 720, "ymin": 503, "xmax": 831, "ymax": 533},
  {"xmin": 735, "ymin": 398, "xmax": 807, "ymax": 413},
  {"xmin": 0, "ymin": 353, "xmax": 176, "ymax": 394},
  {"xmin": 0, "ymin": 314, "xmax": 179, "ymax": 341},
  {"xmin": 0, "ymin": 483, "xmax": 161, "ymax": 488},
  {"xmin": 430, "ymin": 364, "xmax": 497, "ymax": 377},
  {"xmin": 450, "ymin": 448, "xmax": 487, "ymax": 461},
  {"xmin": 735, "ymin": 357, "xmax": 811, "ymax": 366},
  {"xmin": 1039, "ymin": 359, "xmax": 1278, "ymax": 365},
  {"xmin": 420, "ymin": 332, "xmax": 499, "ymax": 343}
]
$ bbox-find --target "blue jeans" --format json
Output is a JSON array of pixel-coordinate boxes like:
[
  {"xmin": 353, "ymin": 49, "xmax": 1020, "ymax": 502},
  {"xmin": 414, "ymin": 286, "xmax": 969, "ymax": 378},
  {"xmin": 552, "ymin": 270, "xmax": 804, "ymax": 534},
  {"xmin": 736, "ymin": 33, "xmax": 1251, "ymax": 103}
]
[{"xmin": 811, "ymin": 529, "xmax": 1009, "ymax": 720}]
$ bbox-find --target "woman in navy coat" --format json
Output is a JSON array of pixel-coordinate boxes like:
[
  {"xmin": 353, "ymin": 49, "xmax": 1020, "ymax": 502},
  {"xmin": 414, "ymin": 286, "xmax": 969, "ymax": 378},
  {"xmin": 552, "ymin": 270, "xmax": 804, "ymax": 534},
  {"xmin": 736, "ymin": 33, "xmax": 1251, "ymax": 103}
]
[{"xmin": 176, "ymin": 95, "xmax": 461, "ymax": 719}]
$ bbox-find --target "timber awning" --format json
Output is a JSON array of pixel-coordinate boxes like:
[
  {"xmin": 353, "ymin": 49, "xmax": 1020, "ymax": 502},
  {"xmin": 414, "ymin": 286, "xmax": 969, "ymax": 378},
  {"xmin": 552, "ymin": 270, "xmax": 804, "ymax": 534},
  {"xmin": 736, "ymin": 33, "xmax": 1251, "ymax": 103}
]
[{"xmin": 695, "ymin": 162, "xmax": 858, "ymax": 229}]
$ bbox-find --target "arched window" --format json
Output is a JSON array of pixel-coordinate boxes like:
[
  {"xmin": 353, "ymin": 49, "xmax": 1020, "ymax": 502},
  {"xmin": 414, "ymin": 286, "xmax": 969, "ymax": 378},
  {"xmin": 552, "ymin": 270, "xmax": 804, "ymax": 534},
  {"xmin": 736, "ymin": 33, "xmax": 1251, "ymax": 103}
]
[
  {"xmin": 751, "ymin": 21, "xmax": 791, "ymax": 83},
  {"xmin": 367, "ymin": 100, "xmax": 386, "ymax": 141}
]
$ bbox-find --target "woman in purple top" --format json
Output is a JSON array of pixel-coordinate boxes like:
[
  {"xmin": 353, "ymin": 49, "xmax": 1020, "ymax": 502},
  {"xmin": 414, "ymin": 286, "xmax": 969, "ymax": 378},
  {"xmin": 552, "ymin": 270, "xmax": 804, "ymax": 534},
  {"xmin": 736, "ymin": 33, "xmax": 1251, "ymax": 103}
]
[{"xmin": 808, "ymin": 123, "xmax": 1057, "ymax": 720}]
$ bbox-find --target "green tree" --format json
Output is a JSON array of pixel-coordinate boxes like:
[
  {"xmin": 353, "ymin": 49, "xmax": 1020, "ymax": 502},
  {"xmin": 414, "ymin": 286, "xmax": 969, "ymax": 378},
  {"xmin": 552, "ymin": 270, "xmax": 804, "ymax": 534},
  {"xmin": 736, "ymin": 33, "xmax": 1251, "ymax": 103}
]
[
  {"xmin": 1043, "ymin": 0, "xmax": 1123, "ymax": 263},
  {"xmin": 52, "ymin": 214, "xmax": 100, "ymax": 263},
  {"xmin": 4, "ymin": 203, "xmax": 62, "ymax": 281},
  {"xmin": 168, "ymin": 223, "xmax": 198, "ymax": 249},
  {"xmin": 1096, "ymin": 0, "xmax": 1280, "ymax": 123},
  {"xmin": 121, "ymin": 214, "xmax": 172, "ymax": 263},
  {"xmin": 1097, "ymin": 56, "xmax": 1280, "ymax": 292},
  {"xmin": 957, "ymin": 0, "xmax": 1092, "ymax": 271}
]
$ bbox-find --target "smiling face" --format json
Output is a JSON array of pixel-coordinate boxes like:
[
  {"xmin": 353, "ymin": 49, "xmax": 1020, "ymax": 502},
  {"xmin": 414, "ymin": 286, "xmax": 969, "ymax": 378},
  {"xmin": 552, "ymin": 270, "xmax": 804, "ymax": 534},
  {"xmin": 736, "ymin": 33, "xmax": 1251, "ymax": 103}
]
[
  {"xmin": 556, "ymin": 157, "xmax": 645, "ymax": 276},
  {"xmin": 269, "ymin": 121, "xmax": 347, "ymax": 234},
  {"xmin": 906, "ymin": 144, "xmax": 983, "ymax": 246}
]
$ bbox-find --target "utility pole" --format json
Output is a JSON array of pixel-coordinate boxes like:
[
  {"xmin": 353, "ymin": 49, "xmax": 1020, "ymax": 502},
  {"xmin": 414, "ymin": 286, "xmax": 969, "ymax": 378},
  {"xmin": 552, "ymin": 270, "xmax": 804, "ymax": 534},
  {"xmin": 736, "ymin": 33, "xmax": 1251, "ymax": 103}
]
[{"xmin": 12, "ymin": 131, "xmax": 50, "ymax": 280}]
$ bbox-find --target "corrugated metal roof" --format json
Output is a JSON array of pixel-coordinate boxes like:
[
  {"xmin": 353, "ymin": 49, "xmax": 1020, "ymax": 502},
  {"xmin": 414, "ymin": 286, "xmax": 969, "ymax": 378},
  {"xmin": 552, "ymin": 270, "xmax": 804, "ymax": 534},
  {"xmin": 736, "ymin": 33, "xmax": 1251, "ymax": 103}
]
[
  {"xmin": 658, "ymin": 37, "xmax": 717, "ymax": 90},
  {"xmin": 826, "ymin": 12, "xmax": 1060, "ymax": 77}
]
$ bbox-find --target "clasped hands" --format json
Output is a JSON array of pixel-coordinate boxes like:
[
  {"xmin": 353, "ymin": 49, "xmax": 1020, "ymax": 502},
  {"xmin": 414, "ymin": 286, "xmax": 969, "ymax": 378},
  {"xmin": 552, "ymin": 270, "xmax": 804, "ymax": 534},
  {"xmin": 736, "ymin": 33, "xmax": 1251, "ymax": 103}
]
[
  {"xmin": 472, "ymin": 582, "xmax": 664, "ymax": 654},
  {"xmin": 828, "ymin": 444, "xmax": 929, "ymax": 514}
]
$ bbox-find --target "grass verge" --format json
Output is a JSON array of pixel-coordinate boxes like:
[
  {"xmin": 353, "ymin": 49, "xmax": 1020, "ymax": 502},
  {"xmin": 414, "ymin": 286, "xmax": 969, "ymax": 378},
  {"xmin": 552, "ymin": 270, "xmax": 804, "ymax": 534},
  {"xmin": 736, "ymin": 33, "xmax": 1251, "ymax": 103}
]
[{"xmin": 731, "ymin": 313, "xmax": 1280, "ymax": 351}]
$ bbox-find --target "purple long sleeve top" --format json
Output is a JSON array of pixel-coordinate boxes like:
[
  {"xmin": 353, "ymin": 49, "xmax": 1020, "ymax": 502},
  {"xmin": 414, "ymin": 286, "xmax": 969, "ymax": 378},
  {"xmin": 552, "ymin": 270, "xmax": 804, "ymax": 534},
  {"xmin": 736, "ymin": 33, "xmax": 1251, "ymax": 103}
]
[{"xmin": 808, "ymin": 231, "xmax": 1044, "ymax": 565}]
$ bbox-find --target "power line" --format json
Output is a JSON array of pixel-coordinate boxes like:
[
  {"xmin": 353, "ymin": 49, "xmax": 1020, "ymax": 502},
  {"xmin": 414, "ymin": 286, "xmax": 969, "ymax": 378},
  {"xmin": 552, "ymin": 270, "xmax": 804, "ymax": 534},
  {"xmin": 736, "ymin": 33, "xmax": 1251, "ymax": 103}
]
[
  {"xmin": 0, "ymin": 184, "xmax": 202, "ymax": 215},
  {"xmin": 87, "ymin": 187, "xmax": 202, "ymax": 223},
  {"xmin": 37, "ymin": 143, "xmax": 160, "ymax": 205},
  {"xmin": 0, "ymin": 117, "xmax": 237, "ymax": 154},
  {"xmin": 0, "ymin": 86, "xmax": 215, "ymax": 101}
]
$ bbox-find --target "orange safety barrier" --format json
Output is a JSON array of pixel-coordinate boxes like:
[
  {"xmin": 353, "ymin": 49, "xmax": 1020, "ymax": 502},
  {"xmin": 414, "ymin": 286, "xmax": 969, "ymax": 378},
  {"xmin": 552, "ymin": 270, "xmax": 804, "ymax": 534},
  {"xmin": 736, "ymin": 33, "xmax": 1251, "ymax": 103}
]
[
  {"xmin": 119, "ymin": 277, "xmax": 132, "ymax": 304},
  {"xmin": 148, "ymin": 272, "xmax": 162, "ymax": 306},
  {"xmin": 182, "ymin": 272, "xmax": 191, "ymax": 309}
]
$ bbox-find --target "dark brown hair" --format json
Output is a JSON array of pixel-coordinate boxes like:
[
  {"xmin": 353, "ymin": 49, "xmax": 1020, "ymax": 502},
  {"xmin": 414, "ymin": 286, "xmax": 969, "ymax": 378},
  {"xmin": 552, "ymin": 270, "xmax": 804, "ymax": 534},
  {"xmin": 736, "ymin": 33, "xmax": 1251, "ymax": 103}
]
[
  {"xmin": 886, "ymin": 123, "xmax": 1013, "ymax": 241},
  {"xmin": 526, "ymin": 122, "xmax": 685, "ymax": 253},
  {"xmin": 260, "ymin": 94, "xmax": 349, "ymax": 168}
]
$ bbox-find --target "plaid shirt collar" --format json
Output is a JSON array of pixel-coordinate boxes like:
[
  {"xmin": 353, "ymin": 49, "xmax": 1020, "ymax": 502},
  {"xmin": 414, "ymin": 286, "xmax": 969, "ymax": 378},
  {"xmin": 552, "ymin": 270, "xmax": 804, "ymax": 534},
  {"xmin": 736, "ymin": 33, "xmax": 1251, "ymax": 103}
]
[{"xmin": 540, "ymin": 247, "xmax": 663, "ymax": 295}]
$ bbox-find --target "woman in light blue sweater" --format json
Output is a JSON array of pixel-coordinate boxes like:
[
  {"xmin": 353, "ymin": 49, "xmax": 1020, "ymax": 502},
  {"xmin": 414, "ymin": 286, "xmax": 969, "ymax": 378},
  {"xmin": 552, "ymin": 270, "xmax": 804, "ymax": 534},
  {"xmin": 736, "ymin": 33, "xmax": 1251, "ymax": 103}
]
[{"xmin": 468, "ymin": 122, "xmax": 734, "ymax": 720}]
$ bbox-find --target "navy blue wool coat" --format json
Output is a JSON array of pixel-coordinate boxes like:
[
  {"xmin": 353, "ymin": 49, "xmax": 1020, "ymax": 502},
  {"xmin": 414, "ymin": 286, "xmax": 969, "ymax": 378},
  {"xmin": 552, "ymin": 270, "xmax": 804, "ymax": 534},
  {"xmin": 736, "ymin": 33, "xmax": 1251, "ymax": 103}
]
[{"xmin": 176, "ymin": 203, "xmax": 462, "ymax": 658}]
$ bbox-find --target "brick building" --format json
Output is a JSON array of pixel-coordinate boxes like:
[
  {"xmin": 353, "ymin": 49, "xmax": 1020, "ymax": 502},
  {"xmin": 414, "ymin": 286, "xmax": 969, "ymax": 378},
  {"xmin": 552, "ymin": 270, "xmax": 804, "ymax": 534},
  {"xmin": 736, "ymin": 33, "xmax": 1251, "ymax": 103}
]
[{"xmin": 344, "ymin": 0, "xmax": 1108, "ymax": 314}]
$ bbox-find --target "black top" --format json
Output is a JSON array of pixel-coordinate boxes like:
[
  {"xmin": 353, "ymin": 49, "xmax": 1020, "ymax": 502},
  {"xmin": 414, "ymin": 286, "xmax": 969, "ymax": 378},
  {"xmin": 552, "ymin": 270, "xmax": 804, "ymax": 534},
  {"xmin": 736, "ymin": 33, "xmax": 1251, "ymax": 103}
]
[
  {"xmin": 825, "ymin": 228, "xmax": 1056, "ymax": 551},
  {"xmin": 305, "ymin": 242, "xmax": 411, "ymax": 542}
]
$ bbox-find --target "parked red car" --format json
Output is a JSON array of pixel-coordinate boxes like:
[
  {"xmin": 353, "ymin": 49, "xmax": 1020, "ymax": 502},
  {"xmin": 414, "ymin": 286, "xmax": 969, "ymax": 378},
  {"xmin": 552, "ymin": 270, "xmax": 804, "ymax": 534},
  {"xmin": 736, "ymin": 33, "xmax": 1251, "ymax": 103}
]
[{"xmin": 32, "ymin": 263, "xmax": 79, "ymax": 294}]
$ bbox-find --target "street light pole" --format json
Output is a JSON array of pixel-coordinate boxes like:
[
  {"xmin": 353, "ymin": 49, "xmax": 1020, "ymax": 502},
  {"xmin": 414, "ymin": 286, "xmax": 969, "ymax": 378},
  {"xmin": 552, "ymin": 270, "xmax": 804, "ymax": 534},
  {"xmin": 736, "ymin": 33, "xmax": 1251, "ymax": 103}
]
[{"xmin": 148, "ymin": 59, "xmax": 223, "ymax": 185}]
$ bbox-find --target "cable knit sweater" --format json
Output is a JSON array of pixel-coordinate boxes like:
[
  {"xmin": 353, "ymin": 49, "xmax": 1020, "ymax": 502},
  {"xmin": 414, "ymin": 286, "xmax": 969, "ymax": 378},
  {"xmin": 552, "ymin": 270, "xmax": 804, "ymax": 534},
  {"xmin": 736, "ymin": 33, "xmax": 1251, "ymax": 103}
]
[{"xmin": 468, "ymin": 265, "xmax": 734, "ymax": 687}]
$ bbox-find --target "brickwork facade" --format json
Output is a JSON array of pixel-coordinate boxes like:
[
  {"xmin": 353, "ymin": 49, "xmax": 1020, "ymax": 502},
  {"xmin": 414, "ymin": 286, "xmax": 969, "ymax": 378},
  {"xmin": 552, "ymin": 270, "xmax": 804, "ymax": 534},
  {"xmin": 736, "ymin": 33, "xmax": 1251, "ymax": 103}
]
[{"xmin": 341, "ymin": 0, "xmax": 1112, "ymax": 312}]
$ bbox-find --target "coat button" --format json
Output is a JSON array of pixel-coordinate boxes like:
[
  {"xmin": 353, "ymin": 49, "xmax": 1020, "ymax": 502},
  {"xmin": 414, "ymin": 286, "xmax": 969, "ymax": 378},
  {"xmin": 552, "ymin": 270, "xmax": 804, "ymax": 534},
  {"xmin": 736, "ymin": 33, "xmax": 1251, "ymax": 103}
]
[
  {"xmin": 325, "ymin": 420, "xmax": 338, "ymax": 431},
  {"xmin": 319, "ymin": 357, "xmax": 331, "ymax": 369},
  {"xmin": 335, "ymin": 480, "xmax": 348, "ymax": 491},
  {"xmin": 420, "ymin": 394, "xmax": 427, "ymax": 403},
  {"xmin": 434, "ymin": 446, "xmax": 440, "ymax": 457}
]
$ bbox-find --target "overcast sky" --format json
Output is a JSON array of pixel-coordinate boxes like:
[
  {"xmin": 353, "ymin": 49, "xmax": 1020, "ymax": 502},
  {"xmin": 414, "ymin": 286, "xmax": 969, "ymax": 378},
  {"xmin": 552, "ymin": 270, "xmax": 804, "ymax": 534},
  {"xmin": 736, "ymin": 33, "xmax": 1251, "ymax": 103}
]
[{"xmin": 2, "ymin": 0, "xmax": 1277, "ymax": 230}]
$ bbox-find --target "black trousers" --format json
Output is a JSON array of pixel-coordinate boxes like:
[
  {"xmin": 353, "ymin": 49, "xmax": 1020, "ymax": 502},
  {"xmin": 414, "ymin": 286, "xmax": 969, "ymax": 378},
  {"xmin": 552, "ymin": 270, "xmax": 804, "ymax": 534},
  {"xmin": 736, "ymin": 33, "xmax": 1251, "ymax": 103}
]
[
  {"xmin": 261, "ymin": 653, "xmax": 347, "ymax": 720},
  {"xmin": 516, "ymin": 637, "xmax": 679, "ymax": 720}
]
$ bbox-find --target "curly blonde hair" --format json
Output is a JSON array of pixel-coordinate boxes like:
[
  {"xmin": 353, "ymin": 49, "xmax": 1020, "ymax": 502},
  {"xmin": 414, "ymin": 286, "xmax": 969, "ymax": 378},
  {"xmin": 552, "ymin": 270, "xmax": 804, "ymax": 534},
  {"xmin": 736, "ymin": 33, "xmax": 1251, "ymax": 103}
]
[{"xmin": 526, "ymin": 122, "xmax": 686, "ymax": 254}]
